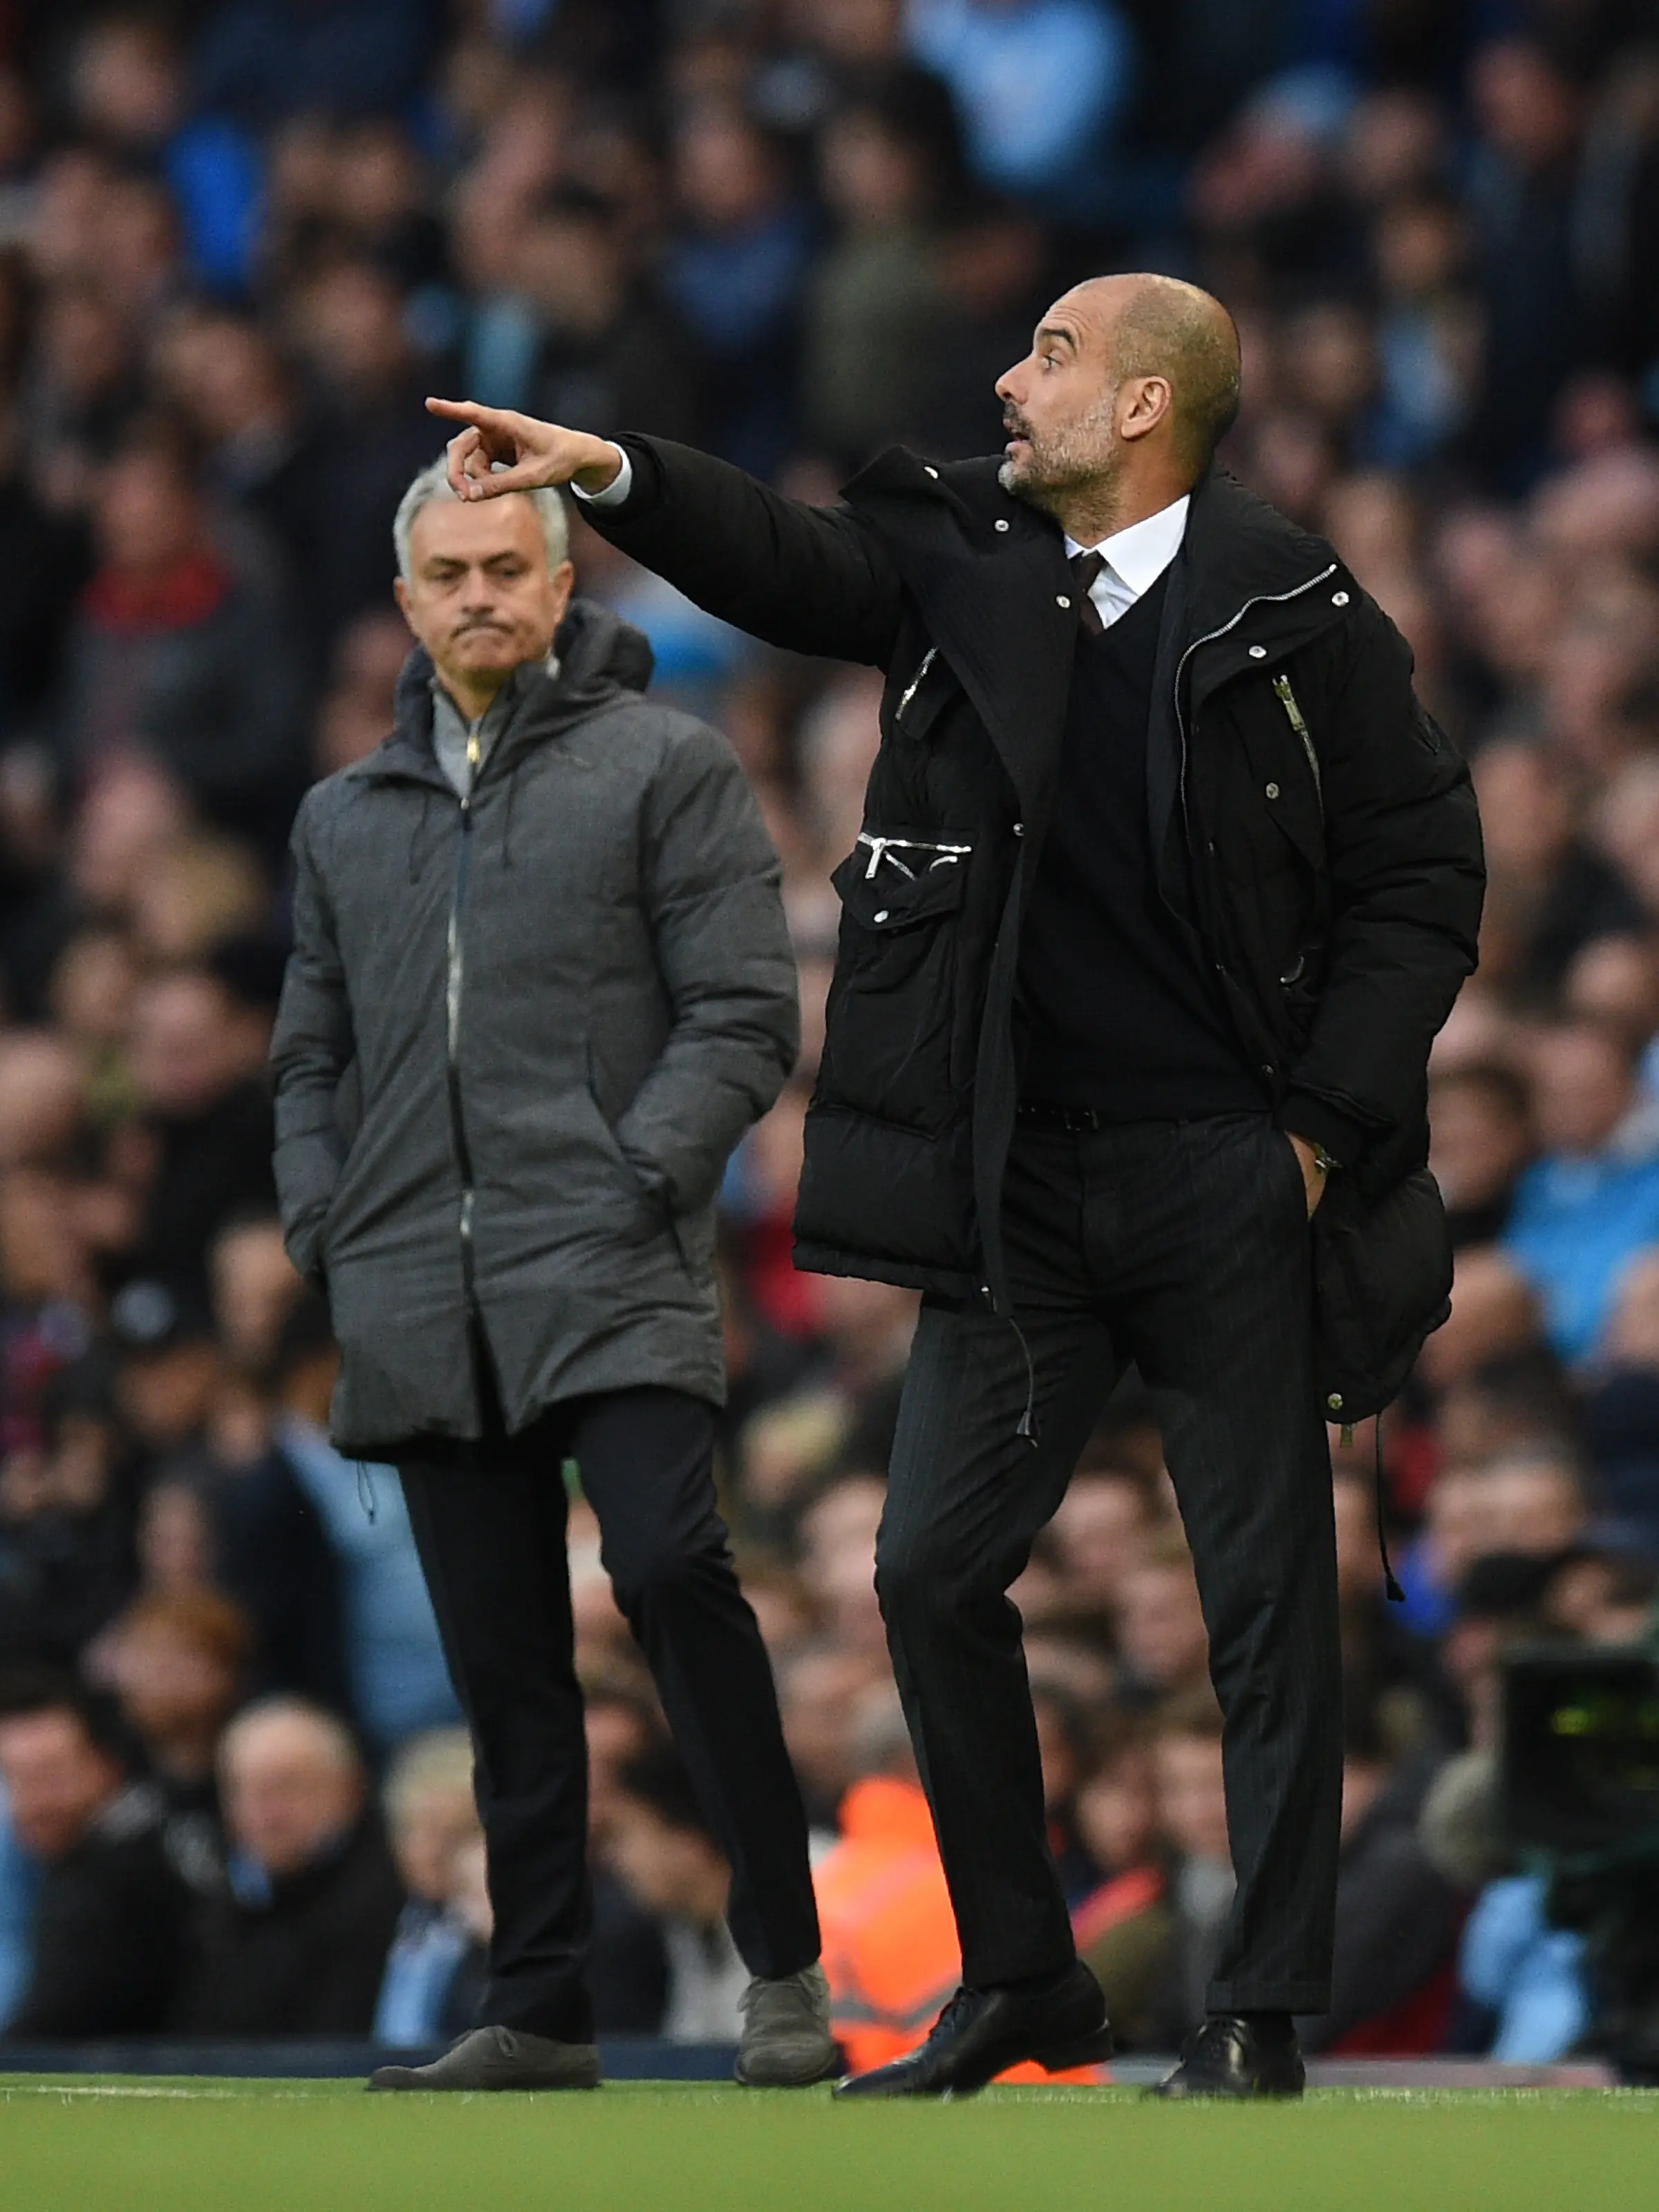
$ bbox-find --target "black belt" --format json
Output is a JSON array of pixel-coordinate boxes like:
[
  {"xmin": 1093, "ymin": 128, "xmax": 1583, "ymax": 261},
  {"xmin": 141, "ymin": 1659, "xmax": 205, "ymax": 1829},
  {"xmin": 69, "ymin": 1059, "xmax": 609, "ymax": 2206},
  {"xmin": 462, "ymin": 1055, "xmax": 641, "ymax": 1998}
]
[{"xmin": 1015, "ymin": 1100, "xmax": 1116, "ymax": 1132}]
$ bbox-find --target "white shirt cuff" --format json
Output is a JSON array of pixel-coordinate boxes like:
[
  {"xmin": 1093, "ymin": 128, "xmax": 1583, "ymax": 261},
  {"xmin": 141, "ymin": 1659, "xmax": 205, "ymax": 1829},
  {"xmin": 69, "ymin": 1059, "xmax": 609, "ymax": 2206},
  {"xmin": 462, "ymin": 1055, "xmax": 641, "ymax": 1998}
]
[{"xmin": 570, "ymin": 446, "xmax": 632, "ymax": 508}]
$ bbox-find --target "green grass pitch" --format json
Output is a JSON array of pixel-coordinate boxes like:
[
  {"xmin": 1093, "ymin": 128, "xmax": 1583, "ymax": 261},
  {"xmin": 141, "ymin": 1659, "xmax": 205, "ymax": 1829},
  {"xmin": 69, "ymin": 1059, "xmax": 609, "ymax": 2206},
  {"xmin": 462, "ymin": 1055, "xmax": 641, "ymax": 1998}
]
[{"xmin": 3, "ymin": 2079, "xmax": 1656, "ymax": 2212}]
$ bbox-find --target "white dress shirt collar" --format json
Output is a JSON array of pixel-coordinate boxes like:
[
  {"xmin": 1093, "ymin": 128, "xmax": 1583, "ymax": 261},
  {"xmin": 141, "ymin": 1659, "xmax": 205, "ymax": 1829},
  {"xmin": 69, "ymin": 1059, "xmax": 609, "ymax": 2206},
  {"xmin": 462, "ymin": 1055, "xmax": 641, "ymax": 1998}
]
[{"xmin": 1065, "ymin": 494, "xmax": 1190, "ymax": 597}]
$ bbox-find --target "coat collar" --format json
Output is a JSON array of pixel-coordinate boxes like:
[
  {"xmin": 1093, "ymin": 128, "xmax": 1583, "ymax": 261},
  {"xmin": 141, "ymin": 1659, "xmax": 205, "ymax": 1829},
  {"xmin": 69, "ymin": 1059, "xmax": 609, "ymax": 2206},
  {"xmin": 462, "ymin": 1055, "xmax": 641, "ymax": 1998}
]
[
  {"xmin": 1179, "ymin": 468, "xmax": 1346, "ymax": 640},
  {"xmin": 841, "ymin": 449, "xmax": 1072, "ymax": 816},
  {"xmin": 839, "ymin": 449, "xmax": 1353, "ymax": 815},
  {"xmin": 351, "ymin": 598, "xmax": 655, "ymax": 793}
]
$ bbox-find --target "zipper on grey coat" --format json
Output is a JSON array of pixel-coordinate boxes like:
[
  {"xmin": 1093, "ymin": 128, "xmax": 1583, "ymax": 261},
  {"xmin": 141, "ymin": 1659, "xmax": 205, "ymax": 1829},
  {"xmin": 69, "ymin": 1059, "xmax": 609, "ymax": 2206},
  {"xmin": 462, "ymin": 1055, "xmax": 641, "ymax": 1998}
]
[
  {"xmin": 446, "ymin": 727, "xmax": 483, "ymax": 1328},
  {"xmin": 1173, "ymin": 563, "xmax": 1339, "ymax": 838},
  {"xmin": 1272, "ymin": 670, "xmax": 1322, "ymax": 809},
  {"xmin": 896, "ymin": 646, "xmax": 937, "ymax": 721}
]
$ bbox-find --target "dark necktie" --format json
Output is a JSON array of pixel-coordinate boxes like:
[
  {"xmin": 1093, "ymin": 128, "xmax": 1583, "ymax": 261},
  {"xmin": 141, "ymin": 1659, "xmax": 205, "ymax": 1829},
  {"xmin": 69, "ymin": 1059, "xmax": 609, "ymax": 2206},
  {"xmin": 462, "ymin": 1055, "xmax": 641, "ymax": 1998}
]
[{"xmin": 1069, "ymin": 550, "xmax": 1106, "ymax": 638}]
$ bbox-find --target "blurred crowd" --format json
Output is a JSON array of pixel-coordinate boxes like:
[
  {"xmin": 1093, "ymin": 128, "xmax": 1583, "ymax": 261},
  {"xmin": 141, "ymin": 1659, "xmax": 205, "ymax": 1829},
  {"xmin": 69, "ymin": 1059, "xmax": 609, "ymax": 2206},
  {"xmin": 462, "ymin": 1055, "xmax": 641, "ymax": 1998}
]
[{"xmin": 1, "ymin": 0, "xmax": 1659, "ymax": 2068}]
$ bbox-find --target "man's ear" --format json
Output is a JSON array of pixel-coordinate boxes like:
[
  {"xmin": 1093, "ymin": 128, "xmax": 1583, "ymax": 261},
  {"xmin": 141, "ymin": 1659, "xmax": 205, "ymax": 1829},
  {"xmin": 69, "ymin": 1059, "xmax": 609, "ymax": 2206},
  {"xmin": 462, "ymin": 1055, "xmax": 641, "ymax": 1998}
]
[
  {"xmin": 393, "ymin": 576, "xmax": 419, "ymax": 638},
  {"xmin": 1118, "ymin": 375, "xmax": 1174, "ymax": 445},
  {"xmin": 550, "ymin": 558, "xmax": 577, "ymax": 626}
]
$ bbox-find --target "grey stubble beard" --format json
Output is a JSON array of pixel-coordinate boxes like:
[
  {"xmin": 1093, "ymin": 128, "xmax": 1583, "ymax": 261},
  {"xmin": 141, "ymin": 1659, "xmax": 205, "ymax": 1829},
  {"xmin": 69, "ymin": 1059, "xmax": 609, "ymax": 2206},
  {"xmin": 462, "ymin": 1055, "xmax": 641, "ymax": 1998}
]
[{"xmin": 997, "ymin": 388, "xmax": 1123, "ymax": 532}]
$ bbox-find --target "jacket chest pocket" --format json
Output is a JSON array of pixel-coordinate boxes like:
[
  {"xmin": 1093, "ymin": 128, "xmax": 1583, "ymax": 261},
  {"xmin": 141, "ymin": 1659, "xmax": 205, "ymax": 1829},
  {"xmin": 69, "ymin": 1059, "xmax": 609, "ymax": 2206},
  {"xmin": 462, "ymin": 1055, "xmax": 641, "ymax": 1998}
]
[
  {"xmin": 883, "ymin": 646, "xmax": 959, "ymax": 746},
  {"xmin": 822, "ymin": 830, "xmax": 972, "ymax": 1134},
  {"xmin": 1226, "ymin": 675, "xmax": 1326, "ymax": 874}
]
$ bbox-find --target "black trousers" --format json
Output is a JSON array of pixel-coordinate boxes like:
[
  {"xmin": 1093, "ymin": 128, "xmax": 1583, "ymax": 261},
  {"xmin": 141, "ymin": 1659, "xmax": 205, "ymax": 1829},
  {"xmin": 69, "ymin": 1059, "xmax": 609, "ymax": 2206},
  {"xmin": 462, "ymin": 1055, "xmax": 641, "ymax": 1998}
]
[
  {"xmin": 399, "ymin": 1385, "xmax": 820, "ymax": 2043},
  {"xmin": 877, "ymin": 1113, "xmax": 1342, "ymax": 2012}
]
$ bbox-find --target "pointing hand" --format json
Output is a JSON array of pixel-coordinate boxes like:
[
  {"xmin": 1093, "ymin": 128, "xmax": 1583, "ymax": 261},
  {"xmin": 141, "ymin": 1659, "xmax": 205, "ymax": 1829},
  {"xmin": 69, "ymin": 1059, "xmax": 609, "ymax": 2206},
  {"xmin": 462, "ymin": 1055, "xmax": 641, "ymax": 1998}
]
[{"xmin": 424, "ymin": 399, "xmax": 624, "ymax": 503}]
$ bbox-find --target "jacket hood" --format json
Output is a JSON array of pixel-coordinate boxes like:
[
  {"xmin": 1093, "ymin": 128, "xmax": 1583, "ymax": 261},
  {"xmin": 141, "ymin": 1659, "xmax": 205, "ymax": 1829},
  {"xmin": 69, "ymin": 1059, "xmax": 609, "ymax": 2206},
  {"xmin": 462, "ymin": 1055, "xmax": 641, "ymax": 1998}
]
[{"xmin": 371, "ymin": 597, "xmax": 655, "ymax": 782}]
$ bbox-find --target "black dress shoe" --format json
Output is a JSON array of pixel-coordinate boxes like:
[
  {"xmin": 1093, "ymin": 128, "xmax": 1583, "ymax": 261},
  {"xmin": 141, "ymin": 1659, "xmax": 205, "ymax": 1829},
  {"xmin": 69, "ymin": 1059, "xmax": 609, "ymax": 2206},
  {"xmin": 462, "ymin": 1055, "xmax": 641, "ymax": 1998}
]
[
  {"xmin": 833, "ymin": 1960, "xmax": 1113, "ymax": 2100},
  {"xmin": 1147, "ymin": 2015, "xmax": 1305, "ymax": 2100}
]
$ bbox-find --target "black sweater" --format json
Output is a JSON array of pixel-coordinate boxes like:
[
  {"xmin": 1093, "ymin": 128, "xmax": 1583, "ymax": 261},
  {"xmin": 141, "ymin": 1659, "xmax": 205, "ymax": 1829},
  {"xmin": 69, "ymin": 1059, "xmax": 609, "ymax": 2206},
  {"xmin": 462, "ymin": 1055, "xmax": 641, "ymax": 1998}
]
[{"xmin": 1018, "ymin": 572, "xmax": 1261, "ymax": 1120}]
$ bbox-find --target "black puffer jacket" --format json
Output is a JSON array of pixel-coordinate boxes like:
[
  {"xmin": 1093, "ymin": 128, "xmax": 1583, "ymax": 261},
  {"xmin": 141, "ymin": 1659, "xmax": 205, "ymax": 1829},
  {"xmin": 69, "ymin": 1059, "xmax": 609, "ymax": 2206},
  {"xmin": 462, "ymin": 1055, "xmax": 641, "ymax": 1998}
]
[{"xmin": 589, "ymin": 441, "xmax": 1485, "ymax": 1320}]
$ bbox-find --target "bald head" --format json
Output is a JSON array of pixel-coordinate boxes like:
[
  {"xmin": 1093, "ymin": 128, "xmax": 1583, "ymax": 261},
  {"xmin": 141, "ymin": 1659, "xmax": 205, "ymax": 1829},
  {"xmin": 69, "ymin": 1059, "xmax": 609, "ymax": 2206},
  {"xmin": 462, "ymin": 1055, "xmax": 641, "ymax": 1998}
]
[
  {"xmin": 995, "ymin": 273, "xmax": 1241, "ymax": 541},
  {"xmin": 220, "ymin": 1698, "xmax": 364, "ymax": 1878},
  {"xmin": 1079, "ymin": 275, "xmax": 1241, "ymax": 474}
]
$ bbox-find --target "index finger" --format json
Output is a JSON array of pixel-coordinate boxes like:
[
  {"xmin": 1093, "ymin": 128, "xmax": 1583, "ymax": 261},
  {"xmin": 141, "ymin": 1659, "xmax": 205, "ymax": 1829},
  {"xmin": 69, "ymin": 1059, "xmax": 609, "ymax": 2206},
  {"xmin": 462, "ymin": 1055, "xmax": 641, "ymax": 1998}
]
[{"xmin": 426, "ymin": 396, "xmax": 506, "ymax": 428}]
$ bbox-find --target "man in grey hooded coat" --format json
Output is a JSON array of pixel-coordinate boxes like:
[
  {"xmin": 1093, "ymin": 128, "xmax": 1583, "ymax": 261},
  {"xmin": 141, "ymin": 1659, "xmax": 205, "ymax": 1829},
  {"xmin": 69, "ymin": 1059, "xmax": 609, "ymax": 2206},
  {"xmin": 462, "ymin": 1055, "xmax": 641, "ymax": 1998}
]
[{"xmin": 270, "ymin": 459, "xmax": 832, "ymax": 2091}]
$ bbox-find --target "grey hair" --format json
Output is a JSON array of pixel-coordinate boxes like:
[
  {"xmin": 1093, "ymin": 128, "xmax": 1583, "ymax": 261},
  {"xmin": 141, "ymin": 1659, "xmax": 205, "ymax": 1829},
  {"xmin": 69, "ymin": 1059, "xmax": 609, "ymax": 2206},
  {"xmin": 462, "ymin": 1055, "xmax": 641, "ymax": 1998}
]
[
  {"xmin": 219, "ymin": 1695, "xmax": 363, "ymax": 1777},
  {"xmin": 393, "ymin": 456, "xmax": 570, "ymax": 582}
]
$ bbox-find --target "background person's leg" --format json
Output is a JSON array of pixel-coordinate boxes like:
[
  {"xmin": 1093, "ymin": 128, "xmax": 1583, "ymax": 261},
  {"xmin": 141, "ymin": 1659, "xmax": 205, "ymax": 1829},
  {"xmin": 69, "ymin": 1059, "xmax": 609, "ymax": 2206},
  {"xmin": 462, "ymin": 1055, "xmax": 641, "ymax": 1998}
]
[
  {"xmin": 400, "ymin": 1439, "xmax": 594, "ymax": 2043},
  {"xmin": 1098, "ymin": 1116, "xmax": 1343, "ymax": 2017},
  {"xmin": 570, "ymin": 1385, "xmax": 820, "ymax": 1981}
]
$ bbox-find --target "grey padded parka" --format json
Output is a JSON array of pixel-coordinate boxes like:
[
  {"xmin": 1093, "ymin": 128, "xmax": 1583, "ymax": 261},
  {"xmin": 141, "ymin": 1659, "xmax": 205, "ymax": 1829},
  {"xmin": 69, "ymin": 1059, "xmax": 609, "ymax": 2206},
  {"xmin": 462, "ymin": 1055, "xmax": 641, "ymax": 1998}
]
[{"xmin": 271, "ymin": 599, "xmax": 798, "ymax": 1459}]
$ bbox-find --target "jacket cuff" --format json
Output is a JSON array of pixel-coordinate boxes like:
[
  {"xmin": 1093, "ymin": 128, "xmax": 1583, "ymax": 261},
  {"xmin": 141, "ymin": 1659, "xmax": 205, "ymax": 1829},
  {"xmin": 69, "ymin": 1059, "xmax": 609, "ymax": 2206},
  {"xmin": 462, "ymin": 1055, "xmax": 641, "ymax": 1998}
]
[
  {"xmin": 579, "ymin": 436, "xmax": 664, "ymax": 523},
  {"xmin": 1278, "ymin": 1088, "xmax": 1370, "ymax": 1170},
  {"xmin": 569, "ymin": 444, "xmax": 632, "ymax": 507}
]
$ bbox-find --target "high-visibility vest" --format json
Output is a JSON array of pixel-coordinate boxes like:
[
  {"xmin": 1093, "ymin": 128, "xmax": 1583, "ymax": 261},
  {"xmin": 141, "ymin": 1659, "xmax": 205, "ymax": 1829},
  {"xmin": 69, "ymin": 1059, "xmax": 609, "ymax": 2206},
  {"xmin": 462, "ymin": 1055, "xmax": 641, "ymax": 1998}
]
[{"xmin": 814, "ymin": 1776, "xmax": 1104, "ymax": 2083}]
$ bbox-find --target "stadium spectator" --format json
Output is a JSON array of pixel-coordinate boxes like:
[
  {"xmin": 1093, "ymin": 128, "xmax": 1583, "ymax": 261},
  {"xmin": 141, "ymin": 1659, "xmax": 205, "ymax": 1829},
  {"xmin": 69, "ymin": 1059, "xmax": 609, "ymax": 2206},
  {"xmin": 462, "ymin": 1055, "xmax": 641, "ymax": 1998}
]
[
  {"xmin": 777, "ymin": 1642, "xmax": 892, "ymax": 1833},
  {"xmin": 1080, "ymin": 1689, "xmax": 1230, "ymax": 2052},
  {"xmin": 1586, "ymin": 1251, "xmax": 1659, "ymax": 1547},
  {"xmin": 606, "ymin": 1744, "xmax": 747, "ymax": 2046},
  {"xmin": 580, "ymin": 1683, "xmax": 673, "ymax": 2034},
  {"xmin": 283, "ymin": 256, "xmax": 443, "ymax": 658},
  {"xmin": 1111, "ymin": 1533, "xmax": 1211, "ymax": 1706},
  {"xmin": 1472, "ymin": 742, "xmax": 1640, "ymax": 1000},
  {"xmin": 56, "ymin": 426, "xmax": 305, "ymax": 843},
  {"xmin": 470, "ymin": 187, "xmax": 705, "ymax": 447},
  {"xmin": 906, "ymin": 0, "xmax": 1135, "ymax": 214},
  {"xmin": 373, "ymin": 1727, "xmax": 482, "ymax": 2049},
  {"xmin": 180, "ymin": 1697, "xmax": 402, "ymax": 2035},
  {"xmin": 106, "ymin": 1281, "xmax": 221, "ymax": 1470},
  {"xmin": 181, "ymin": 1689, "xmax": 400, "ymax": 2035},
  {"xmin": 1043, "ymin": 1467, "xmax": 1159, "ymax": 1624},
  {"xmin": 1429, "ymin": 1062, "xmax": 1536, "ymax": 1250},
  {"xmin": 662, "ymin": 104, "xmax": 814, "ymax": 475},
  {"xmin": 0, "ymin": 1671, "xmax": 193, "ymax": 2037},
  {"xmin": 91, "ymin": 1586, "xmax": 252, "ymax": 1886},
  {"xmin": 1295, "ymin": 1700, "xmax": 1463, "ymax": 2056},
  {"xmin": 1505, "ymin": 1024, "xmax": 1659, "ymax": 1362},
  {"xmin": 266, "ymin": 1295, "xmax": 458, "ymax": 1753},
  {"xmin": 193, "ymin": 0, "xmax": 437, "ymax": 132},
  {"xmin": 1465, "ymin": 38, "xmax": 1593, "ymax": 492},
  {"xmin": 1459, "ymin": 1871, "xmax": 1590, "ymax": 2063},
  {"xmin": 811, "ymin": 1686, "xmax": 1092, "ymax": 2083},
  {"xmin": 1031, "ymin": 1678, "xmax": 1102, "ymax": 1907},
  {"xmin": 0, "ymin": 1360, "xmax": 135, "ymax": 1671},
  {"xmin": 800, "ymin": 86, "xmax": 950, "ymax": 463},
  {"xmin": 123, "ymin": 962, "xmax": 278, "ymax": 1309}
]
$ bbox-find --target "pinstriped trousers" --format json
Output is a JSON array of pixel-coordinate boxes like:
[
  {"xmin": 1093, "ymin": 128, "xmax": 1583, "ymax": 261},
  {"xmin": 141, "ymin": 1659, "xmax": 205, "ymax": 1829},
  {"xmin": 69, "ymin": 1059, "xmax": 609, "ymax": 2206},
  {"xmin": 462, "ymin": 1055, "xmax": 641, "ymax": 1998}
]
[{"xmin": 875, "ymin": 1112, "xmax": 1342, "ymax": 2012}]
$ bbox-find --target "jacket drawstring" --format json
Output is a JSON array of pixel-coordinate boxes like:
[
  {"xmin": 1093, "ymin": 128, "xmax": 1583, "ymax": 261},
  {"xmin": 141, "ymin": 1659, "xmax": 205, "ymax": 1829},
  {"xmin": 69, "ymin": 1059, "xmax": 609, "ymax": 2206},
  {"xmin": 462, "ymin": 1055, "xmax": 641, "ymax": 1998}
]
[
  {"xmin": 355, "ymin": 1461, "xmax": 377, "ymax": 1524},
  {"xmin": 1010, "ymin": 1315, "xmax": 1040, "ymax": 1445},
  {"xmin": 1372, "ymin": 1419, "xmax": 1403, "ymax": 1602},
  {"xmin": 502, "ymin": 757, "xmax": 521, "ymax": 868}
]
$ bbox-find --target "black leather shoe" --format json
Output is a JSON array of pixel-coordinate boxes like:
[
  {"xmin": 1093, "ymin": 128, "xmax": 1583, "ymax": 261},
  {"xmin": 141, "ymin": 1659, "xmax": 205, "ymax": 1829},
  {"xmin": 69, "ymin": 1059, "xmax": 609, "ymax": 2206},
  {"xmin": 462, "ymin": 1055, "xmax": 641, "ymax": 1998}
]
[
  {"xmin": 833, "ymin": 1960, "xmax": 1113, "ymax": 2100},
  {"xmin": 1147, "ymin": 2015, "xmax": 1305, "ymax": 2100}
]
